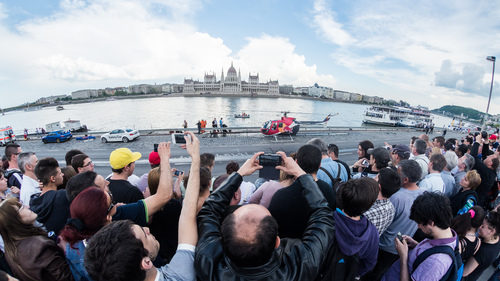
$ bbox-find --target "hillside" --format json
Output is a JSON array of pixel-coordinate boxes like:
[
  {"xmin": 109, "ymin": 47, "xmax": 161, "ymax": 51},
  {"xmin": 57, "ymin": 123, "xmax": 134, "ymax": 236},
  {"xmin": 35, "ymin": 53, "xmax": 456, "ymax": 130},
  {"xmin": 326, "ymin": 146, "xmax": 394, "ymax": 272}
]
[{"xmin": 432, "ymin": 105, "xmax": 486, "ymax": 121}]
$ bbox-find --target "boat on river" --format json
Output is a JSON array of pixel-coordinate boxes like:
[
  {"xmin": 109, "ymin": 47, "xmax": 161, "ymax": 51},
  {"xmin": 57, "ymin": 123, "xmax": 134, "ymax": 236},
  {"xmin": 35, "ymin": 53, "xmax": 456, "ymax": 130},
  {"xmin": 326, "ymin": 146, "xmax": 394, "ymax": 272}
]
[
  {"xmin": 56, "ymin": 105, "xmax": 64, "ymax": 111},
  {"xmin": 235, "ymin": 113, "xmax": 250, "ymax": 118},
  {"xmin": 363, "ymin": 106, "xmax": 408, "ymax": 126},
  {"xmin": 363, "ymin": 106, "xmax": 432, "ymax": 127}
]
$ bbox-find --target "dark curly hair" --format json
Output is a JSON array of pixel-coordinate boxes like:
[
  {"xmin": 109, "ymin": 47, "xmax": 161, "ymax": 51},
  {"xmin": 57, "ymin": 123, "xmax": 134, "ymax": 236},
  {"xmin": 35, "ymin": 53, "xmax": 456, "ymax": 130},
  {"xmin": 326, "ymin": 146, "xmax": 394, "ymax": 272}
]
[{"xmin": 410, "ymin": 192, "xmax": 453, "ymax": 229}]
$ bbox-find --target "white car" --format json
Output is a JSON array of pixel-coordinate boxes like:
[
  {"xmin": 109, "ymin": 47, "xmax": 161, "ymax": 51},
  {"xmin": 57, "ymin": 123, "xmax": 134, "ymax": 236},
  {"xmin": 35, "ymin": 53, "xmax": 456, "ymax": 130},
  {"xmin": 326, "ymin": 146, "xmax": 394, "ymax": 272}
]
[{"xmin": 101, "ymin": 128, "xmax": 140, "ymax": 143}]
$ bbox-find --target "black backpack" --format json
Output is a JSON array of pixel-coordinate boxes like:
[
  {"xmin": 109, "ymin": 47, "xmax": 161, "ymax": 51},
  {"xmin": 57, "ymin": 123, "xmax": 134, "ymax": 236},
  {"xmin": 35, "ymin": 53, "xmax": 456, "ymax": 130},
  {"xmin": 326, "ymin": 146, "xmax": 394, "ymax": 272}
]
[
  {"xmin": 4, "ymin": 169, "xmax": 23, "ymax": 188},
  {"xmin": 316, "ymin": 241, "xmax": 360, "ymax": 281},
  {"xmin": 411, "ymin": 238, "xmax": 463, "ymax": 281},
  {"xmin": 319, "ymin": 162, "xmax": 342, "ymax": 191}
]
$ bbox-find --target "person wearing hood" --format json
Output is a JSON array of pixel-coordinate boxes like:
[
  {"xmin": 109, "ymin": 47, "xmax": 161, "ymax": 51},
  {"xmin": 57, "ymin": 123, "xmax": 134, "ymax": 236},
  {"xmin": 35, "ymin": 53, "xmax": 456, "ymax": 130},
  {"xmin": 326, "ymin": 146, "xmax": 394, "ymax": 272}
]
[
  {"xmin": 30, "ymin": 157, "xmax": 70, "ymax": 235},
  {"xmin": 334, "ymin": 177, "xmax": 379, "ymax": 278}
]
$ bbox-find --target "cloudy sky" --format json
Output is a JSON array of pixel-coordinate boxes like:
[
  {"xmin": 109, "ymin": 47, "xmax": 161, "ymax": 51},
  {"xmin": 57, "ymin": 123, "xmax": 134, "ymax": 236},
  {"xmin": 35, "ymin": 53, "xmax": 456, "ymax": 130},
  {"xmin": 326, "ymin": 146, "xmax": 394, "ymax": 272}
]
[{"xmin": 0, "ymin": 0, "xmax": 499, "ymax": 113}]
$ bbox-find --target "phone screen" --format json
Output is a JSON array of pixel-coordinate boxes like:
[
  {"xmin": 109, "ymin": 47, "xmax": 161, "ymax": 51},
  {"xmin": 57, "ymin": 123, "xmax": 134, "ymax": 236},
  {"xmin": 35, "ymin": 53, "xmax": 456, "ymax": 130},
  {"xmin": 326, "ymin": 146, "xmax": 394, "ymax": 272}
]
[
  {"xmin": 154, "ymin": 143, "xmax": 158, "ymax": 152},
  {"xmin": 258, "ymin": 154, "xmax": 282, "ymax": 180},
  {"xmin": 172, "ymin": 134, "xmax": 187, "ymax": 144}
]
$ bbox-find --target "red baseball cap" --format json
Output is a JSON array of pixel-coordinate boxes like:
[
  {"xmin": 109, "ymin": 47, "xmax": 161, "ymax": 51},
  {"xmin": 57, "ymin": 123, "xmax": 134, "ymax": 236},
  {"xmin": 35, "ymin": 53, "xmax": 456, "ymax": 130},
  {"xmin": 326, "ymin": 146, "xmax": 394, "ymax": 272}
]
[
  {"xmin": 148, "ymin": 151, "xmax": 160, "ymax": 165},
  {"xmin": 489, "ymin": 134, "xmax": 497, "ymax": 141}
]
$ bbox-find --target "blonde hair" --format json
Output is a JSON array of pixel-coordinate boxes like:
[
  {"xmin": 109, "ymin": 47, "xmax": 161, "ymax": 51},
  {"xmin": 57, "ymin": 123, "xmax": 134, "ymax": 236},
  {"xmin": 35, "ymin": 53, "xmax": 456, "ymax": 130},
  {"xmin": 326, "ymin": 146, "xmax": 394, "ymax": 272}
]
[
  {"xmin": 147, "ymin": 167, "xmax": 161, "ymax": 195},
  {"xmin": 465, "ymin": 170, "xmax": 481, "ymax": 190}
]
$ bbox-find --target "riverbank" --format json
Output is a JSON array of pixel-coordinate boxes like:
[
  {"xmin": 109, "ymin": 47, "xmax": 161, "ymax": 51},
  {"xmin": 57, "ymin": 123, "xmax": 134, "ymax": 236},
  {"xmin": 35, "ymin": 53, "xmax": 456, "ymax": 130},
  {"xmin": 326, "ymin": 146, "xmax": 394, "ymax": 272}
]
[{"xmin": 6, "ymin": 91, "xmax": 376, "ymax": 113}]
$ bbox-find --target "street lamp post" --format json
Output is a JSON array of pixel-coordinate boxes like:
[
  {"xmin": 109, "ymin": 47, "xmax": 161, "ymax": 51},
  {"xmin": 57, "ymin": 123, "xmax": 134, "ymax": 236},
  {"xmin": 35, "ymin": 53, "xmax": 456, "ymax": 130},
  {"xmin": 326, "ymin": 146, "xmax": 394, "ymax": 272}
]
[{"xmin": 484, "ymin": 56, "xmax": 496, "ymax": 129}]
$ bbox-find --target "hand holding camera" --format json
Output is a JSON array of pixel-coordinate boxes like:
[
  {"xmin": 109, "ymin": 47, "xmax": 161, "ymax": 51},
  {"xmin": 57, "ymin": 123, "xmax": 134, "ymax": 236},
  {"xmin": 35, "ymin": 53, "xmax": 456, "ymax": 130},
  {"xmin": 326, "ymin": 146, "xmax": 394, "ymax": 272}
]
[
  {"xmin": 238, "ymin": 152, "xmax": 264, "ymax": 177},
  {"xmin": 275, "ymin": 151, "xmax": 306, "ymax": 178}
]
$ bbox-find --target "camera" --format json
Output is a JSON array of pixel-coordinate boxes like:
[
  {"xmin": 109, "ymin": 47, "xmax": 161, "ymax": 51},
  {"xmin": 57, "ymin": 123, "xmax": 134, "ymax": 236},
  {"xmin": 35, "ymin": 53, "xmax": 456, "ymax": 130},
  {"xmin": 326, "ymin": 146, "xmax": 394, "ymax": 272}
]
[
  {"xmin": 362, "ymin": 159, "xmax": 369, "ymax": 167},
  {"xmin": 171, "ymin": 133, "xmax": 190, "ymax": 144},
  {"xmin": 258, "ymin": 154, "xmax": 282, "ymax": 180},
  {"xmin": 153, "ymin": 143, "xmax": 159, "ymax": 152},
  {"xmin": 174, "ymin": 170, "xmax": 183, "ymax": 176},
  {"xmin": 259, "ymin": 154, "xmax": 282, "ymax": 166}
]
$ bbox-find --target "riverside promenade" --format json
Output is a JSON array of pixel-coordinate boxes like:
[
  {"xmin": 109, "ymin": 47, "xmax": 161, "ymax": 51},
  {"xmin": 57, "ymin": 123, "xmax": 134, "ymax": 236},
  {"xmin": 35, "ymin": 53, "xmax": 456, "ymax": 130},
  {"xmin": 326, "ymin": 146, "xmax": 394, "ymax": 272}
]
[{"xmin": 17, "ymin": 127, "xmax": 464, "ymax": 181}]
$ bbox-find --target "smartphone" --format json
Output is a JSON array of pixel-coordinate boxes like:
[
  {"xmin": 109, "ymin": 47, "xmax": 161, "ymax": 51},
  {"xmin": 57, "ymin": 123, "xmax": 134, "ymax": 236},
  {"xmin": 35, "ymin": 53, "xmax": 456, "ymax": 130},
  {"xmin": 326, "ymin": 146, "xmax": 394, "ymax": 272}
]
[
  {"xmin": 172, "ymin": 133, "xmax": 189, "ymax": 144},
  {"xmin": 362, "ymin": 159, "xmax": 369, "ymax": 167},
  {"xmin": 397, "ymin": 232, "xmax": 404, "ymax": 242},
  {"xmin": 174, "ymin": 170, "xmax": 183, "ymax": 176},
  {"xmin": 258, "ymin": 154, "xmax": 282, "ymax": 180},
  {"xmin": 153, "ymin": 143, "xmax": 159, "ymax": 152}
]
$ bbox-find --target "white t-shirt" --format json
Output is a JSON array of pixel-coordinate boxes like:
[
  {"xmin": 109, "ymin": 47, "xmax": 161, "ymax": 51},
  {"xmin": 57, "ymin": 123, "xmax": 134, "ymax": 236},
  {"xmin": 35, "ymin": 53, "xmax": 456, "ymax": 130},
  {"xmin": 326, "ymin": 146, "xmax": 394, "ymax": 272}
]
[{"xmin": 20, "ymin": 175, "xmax": 40, "ymax": 205}]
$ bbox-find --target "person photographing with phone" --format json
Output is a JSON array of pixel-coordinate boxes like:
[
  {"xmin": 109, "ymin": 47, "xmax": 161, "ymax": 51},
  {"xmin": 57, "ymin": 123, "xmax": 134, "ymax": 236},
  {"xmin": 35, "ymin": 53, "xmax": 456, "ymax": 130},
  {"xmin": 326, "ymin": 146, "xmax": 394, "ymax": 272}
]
[
  {"xmin": 352, "ymin": 147, "xmax": 391, "ymax": 179},
  {"xmin": 195, "ymin": 151, "xmax": 335, "ymax": 281}
]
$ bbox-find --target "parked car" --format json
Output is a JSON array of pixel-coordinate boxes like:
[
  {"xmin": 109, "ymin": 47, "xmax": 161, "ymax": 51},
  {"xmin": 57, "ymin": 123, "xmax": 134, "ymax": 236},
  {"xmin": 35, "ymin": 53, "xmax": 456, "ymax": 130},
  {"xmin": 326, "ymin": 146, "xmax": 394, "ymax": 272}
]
[
  {"xmin": 101, "ymin": 128, "xmax": 140, "ymax": 143},
  {"xmin": 42, "ymin": 130, "xmax": 72, "ymax": 143}
]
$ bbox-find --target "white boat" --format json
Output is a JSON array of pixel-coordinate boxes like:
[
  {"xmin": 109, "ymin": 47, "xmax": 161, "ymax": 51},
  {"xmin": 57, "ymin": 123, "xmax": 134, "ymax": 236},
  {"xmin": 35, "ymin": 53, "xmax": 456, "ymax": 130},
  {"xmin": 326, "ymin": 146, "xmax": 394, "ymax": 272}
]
[
  {"xmin": 363, "ymin": 106, "xmax": 409, "ymax": 126},
  {"xmin": 398, "ymin": 107, "xmax": 432, "ymax": 127}
]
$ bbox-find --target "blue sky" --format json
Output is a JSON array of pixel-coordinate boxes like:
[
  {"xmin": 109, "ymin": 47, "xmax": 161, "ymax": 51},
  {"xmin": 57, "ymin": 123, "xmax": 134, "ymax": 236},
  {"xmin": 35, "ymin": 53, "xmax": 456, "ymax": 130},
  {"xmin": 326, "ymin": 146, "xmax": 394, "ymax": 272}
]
[{"xmin": 0, "ymin": 0, "xmax": 499, "ymax": 113}]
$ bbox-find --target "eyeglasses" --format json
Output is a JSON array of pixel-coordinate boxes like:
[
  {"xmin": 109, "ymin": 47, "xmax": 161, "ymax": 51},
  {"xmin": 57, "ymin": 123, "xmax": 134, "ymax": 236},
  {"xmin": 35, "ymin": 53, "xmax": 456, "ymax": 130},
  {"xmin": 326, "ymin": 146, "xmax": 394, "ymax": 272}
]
[
  {"xmin": 107, "ymin": 191, "xmax": 115, "ymax": 213},
  {"xmin": 82, "ymin": 160, "xmax": 93, "ymax": 167}
]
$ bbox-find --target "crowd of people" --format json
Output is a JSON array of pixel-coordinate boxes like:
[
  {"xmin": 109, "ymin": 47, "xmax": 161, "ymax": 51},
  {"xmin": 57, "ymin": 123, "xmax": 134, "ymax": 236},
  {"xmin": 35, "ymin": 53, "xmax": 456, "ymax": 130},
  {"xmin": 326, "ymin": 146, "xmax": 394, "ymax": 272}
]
[{"xmin": 0, "ymin": 129, "xmax": 499, "ymax": 281}]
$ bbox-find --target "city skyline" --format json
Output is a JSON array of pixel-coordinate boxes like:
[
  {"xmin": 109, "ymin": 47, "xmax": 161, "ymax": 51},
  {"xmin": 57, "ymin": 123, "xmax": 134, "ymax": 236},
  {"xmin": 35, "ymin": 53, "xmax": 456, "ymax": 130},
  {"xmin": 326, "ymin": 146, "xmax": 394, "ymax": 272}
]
[{"xmin": 0, "ymin": 0, "xmax": 498, "ymax": 112}]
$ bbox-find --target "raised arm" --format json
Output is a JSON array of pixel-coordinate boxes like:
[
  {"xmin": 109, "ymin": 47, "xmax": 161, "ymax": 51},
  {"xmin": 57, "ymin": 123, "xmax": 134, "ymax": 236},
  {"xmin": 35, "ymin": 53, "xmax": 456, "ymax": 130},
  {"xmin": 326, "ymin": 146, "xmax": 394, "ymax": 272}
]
[
  {"xmin": 143, "ymin": 142, "xmax": 173, "ymax": 217},
  {"xmin": 178, "ymin": 132, "xmax": 200, "ymax": 246}
]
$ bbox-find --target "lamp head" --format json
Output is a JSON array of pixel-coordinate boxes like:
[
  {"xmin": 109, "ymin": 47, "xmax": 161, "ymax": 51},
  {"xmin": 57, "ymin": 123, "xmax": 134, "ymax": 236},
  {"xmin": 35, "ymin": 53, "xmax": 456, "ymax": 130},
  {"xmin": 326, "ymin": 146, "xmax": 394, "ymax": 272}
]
[{"xmin": 487, "ymin": 56, "xmax": 496, "ymax": 62}]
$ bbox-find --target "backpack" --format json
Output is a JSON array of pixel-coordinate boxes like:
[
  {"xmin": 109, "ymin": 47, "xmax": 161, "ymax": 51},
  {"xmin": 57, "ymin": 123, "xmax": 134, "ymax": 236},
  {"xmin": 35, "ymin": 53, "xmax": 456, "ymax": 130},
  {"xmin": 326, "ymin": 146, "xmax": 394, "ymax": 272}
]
[
  {"xmin": 411, "ymin": 238, "xmax": 463, "ymax": 281},
  {"xmin": 316, "ymin": 241, "xmax": 360, "ymax": 281},
  {"xmin": 319, "ymin": 162, "xmax": 342, "ymax": 191},
  {"xmin": 4, "ymin": 169, "xmax": 23, "ymax": 188}
]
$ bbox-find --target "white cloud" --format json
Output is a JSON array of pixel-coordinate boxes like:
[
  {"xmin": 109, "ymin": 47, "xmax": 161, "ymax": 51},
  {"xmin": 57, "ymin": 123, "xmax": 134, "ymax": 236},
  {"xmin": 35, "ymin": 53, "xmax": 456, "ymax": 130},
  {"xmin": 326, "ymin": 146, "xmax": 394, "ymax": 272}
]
[
  {"xmin": 311, "ymin": 0, "xmax": 354, "ymax": 46},
  {"xmin": 236, "ymin": 35, "xmax": 336, "ymax": 87},
  {"xmin": 310, "ymin": 0, "xmax": 500, "ymax": 111},
  {"xmin": 0, "ymin": 0, "xmax": 333, "ymax": 107}
]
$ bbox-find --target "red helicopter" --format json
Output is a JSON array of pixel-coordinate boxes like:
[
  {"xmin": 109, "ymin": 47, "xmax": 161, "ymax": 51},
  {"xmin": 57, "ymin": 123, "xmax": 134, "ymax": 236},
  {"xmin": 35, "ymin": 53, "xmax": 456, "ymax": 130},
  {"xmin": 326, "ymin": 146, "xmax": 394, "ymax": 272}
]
[{"xmin": 260, "ymin": 112, "xmax": 333, "ymax": 137}]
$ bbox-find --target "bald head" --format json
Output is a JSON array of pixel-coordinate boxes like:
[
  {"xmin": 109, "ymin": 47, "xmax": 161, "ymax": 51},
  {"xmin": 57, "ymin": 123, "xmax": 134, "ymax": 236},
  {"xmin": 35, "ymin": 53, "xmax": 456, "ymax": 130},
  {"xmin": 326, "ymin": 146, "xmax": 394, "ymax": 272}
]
[
  {"xmin": 221, "ymin": 204, "xmax": 278, "ymax": 267},
  {"xmin": 233, "ymin": 204, "xmax": 271, "ymax": 243}
]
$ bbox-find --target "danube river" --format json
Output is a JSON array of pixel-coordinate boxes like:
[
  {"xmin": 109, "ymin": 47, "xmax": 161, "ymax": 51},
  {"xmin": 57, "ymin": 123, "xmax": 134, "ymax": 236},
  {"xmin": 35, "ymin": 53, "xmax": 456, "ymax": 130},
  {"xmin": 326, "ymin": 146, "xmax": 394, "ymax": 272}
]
[{"xmin": 0, "ymin": 96, "xmax": 454, "ymax": 134}]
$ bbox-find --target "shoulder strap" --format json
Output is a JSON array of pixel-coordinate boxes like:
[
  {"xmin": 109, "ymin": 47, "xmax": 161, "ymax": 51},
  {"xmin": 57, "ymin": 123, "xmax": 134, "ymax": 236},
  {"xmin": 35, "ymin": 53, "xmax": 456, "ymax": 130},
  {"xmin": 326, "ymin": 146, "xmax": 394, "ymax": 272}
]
[
  {"xmin": 335, "ymin": 162, "xmax": 341, "ymax": 178},
  {"xmin": 412, "ymin": 242, "xmax": 459, "ymax": 281},
  {"xmin": 319, "ymin": 167, "xmax": 336, "ymax": 185}
]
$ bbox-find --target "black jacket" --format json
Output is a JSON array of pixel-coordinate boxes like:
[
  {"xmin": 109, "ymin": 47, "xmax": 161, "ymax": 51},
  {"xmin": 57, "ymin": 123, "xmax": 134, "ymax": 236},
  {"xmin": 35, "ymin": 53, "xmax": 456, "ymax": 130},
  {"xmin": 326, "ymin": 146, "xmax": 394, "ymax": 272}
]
[
  {"xmin": 470, "ymin": 143, "xmax": 497, "ymax": 208},
  {"xmin": 30, "ymin": 189, "xmax": 70, "ymax": 235},
  {"xmin": 195, "ymin": 173, "xmax": 335, "ymax": 281}
]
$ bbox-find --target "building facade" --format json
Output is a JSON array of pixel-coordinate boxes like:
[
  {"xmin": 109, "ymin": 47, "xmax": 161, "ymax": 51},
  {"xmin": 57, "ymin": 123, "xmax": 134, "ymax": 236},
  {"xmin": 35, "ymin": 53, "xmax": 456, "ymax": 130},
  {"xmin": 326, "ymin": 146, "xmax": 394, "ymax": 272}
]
[{"xmin": 183, "ymin": 63, "xmax": 279, "ymax": 95}]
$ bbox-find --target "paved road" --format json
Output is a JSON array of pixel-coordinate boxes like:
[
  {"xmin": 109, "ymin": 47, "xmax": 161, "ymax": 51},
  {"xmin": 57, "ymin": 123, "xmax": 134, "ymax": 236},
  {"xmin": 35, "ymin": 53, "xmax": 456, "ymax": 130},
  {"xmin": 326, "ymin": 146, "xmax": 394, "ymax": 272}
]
[{"xmin": 15, "ymin": 128, "xmax": 465, "ymax": 182}]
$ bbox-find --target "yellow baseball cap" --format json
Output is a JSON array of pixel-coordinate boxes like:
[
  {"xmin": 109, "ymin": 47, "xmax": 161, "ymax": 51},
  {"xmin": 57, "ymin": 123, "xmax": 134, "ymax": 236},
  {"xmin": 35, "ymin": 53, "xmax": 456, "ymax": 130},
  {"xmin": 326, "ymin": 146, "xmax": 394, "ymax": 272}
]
[{"xmin": 109, "ymin": 148, "xmax": 142, "ymax": 169}]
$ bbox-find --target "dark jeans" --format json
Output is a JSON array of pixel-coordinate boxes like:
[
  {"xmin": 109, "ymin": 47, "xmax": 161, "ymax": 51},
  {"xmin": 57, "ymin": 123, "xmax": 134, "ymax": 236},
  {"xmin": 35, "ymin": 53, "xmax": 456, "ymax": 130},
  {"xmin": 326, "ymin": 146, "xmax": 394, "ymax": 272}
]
[{"xmin": 361, "ymin": 249, "xmax": 399, "ymax": 281}]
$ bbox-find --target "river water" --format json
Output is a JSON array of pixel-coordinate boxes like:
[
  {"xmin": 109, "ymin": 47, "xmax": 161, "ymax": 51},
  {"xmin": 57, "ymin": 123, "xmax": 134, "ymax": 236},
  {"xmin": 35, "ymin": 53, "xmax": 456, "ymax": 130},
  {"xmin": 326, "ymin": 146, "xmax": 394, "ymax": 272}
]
[{"xmin": 0, "ymin": 96, "xmax": 454, "ymax": 134}]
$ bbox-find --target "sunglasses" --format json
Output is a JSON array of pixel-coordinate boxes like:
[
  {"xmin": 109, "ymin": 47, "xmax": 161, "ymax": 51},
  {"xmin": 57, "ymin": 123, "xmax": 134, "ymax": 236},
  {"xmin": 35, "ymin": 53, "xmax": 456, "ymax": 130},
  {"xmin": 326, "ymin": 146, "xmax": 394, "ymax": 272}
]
[{"xmin": 107, "ymin": 191, "xmax": 115, "ymax": 213}]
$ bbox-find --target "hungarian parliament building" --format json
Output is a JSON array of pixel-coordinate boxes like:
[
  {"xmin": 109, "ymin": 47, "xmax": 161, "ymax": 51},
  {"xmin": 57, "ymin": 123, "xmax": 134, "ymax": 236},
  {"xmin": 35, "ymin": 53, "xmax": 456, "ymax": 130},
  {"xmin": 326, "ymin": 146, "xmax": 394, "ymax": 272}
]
[{"xmin": 183, "ymin": 63, "xmax": 279, "ymax": 95}]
